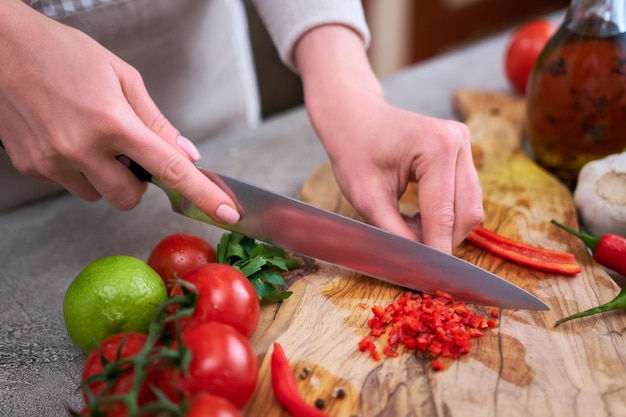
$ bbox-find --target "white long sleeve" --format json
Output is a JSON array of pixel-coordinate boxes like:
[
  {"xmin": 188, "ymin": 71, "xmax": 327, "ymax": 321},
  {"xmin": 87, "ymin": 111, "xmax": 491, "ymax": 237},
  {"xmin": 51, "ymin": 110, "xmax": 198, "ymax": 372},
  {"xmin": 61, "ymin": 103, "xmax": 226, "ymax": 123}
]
[{"xmin": 252, "ymin": 0, "xmax": 371, "ymax": 71}]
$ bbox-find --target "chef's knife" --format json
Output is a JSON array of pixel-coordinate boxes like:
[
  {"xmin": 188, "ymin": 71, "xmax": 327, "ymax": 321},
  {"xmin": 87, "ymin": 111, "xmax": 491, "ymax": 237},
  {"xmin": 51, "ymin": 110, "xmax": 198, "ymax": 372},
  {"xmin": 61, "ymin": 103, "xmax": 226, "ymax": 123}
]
[
  {"xmin": 121, "ymin": 158, "xmax": 548, "ymax": 311},
  {"xmin": 0, "ymin": 137, "xmax": 547, "ymax": 310}
]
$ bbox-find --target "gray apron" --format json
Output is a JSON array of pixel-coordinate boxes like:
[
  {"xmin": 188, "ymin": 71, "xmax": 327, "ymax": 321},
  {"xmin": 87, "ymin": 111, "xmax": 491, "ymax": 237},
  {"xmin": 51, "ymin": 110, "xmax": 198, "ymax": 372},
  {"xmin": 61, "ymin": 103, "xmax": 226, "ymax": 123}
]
[{"xmin": 1, "ymin": 0, "xmax": 260, "ymax": 211}]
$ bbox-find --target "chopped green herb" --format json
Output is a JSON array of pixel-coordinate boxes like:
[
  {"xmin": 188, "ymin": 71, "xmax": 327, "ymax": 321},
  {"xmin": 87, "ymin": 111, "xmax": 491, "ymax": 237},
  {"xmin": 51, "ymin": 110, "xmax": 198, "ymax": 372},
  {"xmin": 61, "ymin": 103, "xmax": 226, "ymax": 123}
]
[{"xmin": 217, "ymin": 232, "xmax": 297, "ymax": 301}]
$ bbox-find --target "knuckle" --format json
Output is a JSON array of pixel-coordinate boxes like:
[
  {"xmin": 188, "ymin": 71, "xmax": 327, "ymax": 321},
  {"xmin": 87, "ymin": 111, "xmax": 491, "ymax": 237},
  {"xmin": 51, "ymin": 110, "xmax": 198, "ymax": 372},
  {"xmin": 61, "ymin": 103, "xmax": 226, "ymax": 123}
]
[
  {"xmin": 35, "ymin": 155, "xmax": 57, "ymax": 177},
  {"xmin": 10, "ymin": 156, "xmax": 33, "ymax": 176},
  {"xmin": 149, "ymin": 113, "xmax": 178, "ymax": 138},
  {"xmin": 124, "ymin": 65, "xmax": 145, "ymax": 85},
  {"xmin": 423, "ymin": 199, "xmax": 458, "ymax": 233},
  {"xmin": 30, "ymin": 150, "xmax": 64, "ymax": 179},
  {"xmin": 431, "ymin": 121, "xmax": 471, "ymax": 151},
  {"xmin": 91, "ymin": 109, "xmax": 129, "ymax": 138},
  {"xmin": 436, "ymin": 205, "xmax": 458, "ymax": 229},
  {"xmin": 466, "ymin": 205, "xmax": 484, "ymax": 228},
  {"xmin": 158, "ymin": 156, "xmax": 191, "ymax": 190}
]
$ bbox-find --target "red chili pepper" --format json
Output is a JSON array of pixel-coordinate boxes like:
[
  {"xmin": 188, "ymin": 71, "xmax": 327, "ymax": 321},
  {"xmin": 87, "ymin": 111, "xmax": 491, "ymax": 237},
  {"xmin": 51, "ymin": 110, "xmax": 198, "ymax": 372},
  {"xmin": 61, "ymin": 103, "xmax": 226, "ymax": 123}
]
[
  {"xmin": 465, "ymin": 225, "xmax": 581, "ymax": 275},
  {"xmin": 271, "ymin": 342, "xmax": 330, "ymax": 417},
  {"xmin": 551, "ymin": 220, "xmax": 626, "ymax": 277}
]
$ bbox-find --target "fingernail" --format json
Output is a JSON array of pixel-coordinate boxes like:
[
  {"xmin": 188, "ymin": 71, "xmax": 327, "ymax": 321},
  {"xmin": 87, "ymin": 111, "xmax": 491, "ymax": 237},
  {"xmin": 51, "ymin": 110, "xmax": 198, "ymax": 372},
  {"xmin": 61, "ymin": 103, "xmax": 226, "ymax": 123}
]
[
  {"xmin": 216, "ymin": 204, "xmax": 240, "ymax": 224},
  {"xmin": 176, "ymin": 136, "xmax": 201, "ymax": 161}
]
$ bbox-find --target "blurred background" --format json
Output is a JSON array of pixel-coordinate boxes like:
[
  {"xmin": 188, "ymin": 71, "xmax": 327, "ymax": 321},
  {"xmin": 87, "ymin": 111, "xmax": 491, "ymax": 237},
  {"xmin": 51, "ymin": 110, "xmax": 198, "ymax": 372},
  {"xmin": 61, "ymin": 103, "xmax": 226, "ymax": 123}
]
[{"xmin": 244, "ymin": 0, "xmax": 569, "ymax": 118}]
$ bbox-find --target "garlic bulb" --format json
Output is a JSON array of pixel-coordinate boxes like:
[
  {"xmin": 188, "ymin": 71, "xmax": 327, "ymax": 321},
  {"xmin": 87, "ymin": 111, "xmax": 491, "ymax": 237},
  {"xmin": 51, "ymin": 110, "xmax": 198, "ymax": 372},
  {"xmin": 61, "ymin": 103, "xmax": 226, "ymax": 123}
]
[{"xmin": 574, "ymin": 152, "xmax": 626, "ymax": 237}]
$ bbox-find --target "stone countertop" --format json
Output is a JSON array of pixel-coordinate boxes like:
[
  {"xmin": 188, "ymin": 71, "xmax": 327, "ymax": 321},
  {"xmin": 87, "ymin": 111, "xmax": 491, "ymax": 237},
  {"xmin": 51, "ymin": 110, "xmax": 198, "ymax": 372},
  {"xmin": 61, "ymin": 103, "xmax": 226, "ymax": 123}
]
[{"xmin": 0, "ymin": 16, "xmax": 550, "ymax": 417}]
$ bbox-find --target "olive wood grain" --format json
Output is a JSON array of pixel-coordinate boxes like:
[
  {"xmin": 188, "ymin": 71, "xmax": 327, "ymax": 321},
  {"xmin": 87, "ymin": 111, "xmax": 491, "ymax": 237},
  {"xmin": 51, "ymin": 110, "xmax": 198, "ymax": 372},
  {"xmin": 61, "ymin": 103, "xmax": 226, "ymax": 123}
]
[{"xmin": 244, "ymin": 90, "xmax": 626, "ymax": 417}]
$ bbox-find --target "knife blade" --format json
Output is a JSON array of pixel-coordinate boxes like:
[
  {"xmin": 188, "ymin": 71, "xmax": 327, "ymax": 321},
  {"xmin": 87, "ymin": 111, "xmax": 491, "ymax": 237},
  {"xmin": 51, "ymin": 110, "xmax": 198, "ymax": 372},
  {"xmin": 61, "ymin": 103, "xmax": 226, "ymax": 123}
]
[{"xmin": 128, "ymin": 158, "xmax": 549, "ymax": 310}]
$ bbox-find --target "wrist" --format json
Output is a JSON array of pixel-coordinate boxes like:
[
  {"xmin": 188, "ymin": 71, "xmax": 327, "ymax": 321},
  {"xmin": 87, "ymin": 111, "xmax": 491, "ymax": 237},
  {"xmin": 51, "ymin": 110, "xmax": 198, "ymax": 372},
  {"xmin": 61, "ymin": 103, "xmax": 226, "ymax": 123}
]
[
  {"xmin": 296, "ymin": 24, "xmax": 382, "ymax": 93},
  {"xmin": 295, "ymin": 24, "xmax": 383, "ymax": 142}
]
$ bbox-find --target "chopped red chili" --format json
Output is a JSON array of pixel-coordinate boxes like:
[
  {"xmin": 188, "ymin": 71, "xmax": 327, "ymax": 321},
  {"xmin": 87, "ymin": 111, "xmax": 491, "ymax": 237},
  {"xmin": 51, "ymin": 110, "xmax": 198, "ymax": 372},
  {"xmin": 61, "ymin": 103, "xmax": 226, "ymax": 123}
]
[
  {"xmin": 431, "ymin": 359, "xmax": 445, "ymax": 371},
  {"xmin": 357, "ymin": 335, "xmax": 380, "ymax": 361},
  {"xmin": 382, "ymin": 346, "xmax": 399, "ymax": 358},
  {"xmin": 358, "ymin": 290, "xmax": 497, "ymax": 371},
  {"xmin": 466, "ymin": 225, "xmax": 581, "ymax": 275}
]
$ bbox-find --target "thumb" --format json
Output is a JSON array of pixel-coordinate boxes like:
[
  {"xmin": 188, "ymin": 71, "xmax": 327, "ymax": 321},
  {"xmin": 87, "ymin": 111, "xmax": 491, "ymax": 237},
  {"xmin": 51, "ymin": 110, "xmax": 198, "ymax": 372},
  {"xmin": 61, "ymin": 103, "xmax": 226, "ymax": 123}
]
[
  {"xmin": 356, "ymin": 190, "xmax": 419, "ymax": 242},
  {"xmin": 367, "ymin": 205, "xmax": 419, "ymax": 242}
]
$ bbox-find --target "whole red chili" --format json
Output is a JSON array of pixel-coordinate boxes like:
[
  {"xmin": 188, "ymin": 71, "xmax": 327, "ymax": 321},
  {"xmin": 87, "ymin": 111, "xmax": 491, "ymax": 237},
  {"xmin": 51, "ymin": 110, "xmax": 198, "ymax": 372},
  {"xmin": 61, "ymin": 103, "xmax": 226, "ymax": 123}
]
[
  {"xmin": 271, "ymin": 342, "xmax": 330, "ymax": 417},
  {"xmin": 551, "ymin": 220, "xmax": 626, "ymax": 277},
  {"xmin": 466, "ymin": 225, "xmax": 581, "ymax": 275}
]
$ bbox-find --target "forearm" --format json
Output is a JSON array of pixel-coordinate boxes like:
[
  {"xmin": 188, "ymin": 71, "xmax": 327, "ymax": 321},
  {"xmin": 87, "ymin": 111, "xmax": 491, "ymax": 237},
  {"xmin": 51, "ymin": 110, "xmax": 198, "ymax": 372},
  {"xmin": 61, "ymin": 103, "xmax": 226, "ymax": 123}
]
[{"xmin": 294, "ymin": 25, "xmax": 384, "ymax": 155}]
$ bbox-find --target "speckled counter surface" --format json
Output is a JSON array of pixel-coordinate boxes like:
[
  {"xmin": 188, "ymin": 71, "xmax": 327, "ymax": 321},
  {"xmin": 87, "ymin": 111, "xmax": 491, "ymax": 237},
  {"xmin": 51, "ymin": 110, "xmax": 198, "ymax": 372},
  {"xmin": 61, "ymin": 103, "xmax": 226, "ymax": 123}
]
[{"xmin": 0, "ymin": 20, "xmax": 530, "ymax": 417}]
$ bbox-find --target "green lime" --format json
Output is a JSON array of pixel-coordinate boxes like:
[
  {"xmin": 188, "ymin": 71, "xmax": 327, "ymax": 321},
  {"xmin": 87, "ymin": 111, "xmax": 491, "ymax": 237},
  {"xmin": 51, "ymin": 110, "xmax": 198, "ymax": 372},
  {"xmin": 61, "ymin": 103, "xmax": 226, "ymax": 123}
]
[{"xmin": 63, "ymin": 255, "xmax": 167, "ymax": 353}]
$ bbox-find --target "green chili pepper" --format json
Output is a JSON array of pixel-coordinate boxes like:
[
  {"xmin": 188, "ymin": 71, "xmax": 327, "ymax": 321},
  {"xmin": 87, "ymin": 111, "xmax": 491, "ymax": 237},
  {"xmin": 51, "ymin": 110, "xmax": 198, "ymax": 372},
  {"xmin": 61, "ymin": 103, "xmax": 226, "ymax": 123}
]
[{"xmin": 554, "ymin": 287, "xmax": 626, "ymax": 327}]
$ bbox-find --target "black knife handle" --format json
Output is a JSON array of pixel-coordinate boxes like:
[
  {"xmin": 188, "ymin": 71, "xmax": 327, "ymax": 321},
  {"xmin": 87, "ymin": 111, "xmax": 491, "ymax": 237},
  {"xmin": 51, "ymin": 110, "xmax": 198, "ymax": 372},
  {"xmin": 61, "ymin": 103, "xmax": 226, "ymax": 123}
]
[{"xmin": 116, "ymin": 155, "xmax": 153, "ymax": 182}]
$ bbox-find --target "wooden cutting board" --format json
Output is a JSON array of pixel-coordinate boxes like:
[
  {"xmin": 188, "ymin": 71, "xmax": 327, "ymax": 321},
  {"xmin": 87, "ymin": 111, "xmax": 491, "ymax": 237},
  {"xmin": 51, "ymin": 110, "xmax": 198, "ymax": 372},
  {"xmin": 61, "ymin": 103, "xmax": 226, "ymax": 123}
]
[{"xmin": 244, "ymin": 90, "xmax": 626, "ymax": 417}]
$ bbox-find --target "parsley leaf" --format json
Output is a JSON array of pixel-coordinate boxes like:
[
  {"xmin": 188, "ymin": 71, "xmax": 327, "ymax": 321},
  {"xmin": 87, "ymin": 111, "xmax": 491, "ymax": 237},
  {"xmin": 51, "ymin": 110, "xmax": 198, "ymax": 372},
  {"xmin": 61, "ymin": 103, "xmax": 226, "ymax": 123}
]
[{"xmin": 217, "ymin": 232, "xmax": 296, "ymax": 301}]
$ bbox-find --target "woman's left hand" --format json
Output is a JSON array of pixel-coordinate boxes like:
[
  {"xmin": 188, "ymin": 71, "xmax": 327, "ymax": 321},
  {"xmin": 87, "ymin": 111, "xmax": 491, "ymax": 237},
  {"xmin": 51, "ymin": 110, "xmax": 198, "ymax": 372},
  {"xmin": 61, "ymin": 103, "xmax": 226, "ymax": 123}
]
[{"xmin": 296, "ymin": 25, "xmax": 483, "ymax": 254}]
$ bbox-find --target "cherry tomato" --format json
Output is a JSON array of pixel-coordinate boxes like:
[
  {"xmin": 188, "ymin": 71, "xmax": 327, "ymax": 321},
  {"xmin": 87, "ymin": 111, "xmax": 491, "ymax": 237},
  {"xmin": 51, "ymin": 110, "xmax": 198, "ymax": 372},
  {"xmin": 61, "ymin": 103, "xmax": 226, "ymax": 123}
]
[
  {"xmin": 81, "ymin": 333, "xmax": 146, "ymax": 402},
  {"xmin": 504, "ymin": 19, "xmax": 557, "ymax": 94},
  {"xmin": 147, "ymin": 233, "xmax": 217, "ymax": 290},
  {"xmin": 79, "ymin": 383, "xmax": 130, "ymax": 417},
  {"xmin": 171, "ymin": 263, "xmax": 260, "ymax": 339},
  {"xmin": 184, "ymin": 393, "xmax": 243, "ymax": 417},
  {"xmin": 169, "ymin": 321, "xmax": 259, "ymax": 408},
  {"xmin": 80, "ymin": 332, "xmax": 158, "ymax": 416}
]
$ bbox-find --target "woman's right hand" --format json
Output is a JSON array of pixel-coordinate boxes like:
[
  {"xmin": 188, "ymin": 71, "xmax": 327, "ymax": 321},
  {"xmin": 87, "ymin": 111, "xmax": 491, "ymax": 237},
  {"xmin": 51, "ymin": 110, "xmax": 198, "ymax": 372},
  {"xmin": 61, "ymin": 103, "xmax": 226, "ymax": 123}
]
[{"xmin": 0, "ymin": 0, "xmax": 240, "ymax": 224}]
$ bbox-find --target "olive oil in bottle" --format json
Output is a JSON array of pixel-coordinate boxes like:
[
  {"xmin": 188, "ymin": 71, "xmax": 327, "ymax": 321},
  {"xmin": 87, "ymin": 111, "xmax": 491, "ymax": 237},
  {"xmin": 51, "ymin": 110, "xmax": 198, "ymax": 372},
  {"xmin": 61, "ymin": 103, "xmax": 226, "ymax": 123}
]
[{"xmin": 526, "ymin": 0, "xmax": 626, "ymax": 190}]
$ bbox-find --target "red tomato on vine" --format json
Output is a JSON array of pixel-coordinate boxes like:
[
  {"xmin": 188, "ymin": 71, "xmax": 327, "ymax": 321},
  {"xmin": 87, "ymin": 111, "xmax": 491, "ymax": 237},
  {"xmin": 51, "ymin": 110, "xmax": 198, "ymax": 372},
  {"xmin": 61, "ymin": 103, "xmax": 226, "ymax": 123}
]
[
  {"xmin": 184, "ymin": 393, "xmax": 243, "ymax": 417},
  {"xmin": 80, "ymin": 332, "xmax": 157, "ymax": 414},
  {"xmin": 170, "ymin": 263, "xmax": 260, "ymax": 339},
  {"xmin": 164, "ymin": 321, "xmax": 259, "ymax": 408},
  {"xmin": 147, "ymin": 233, "xmax": 217, "ymax": 290}
]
